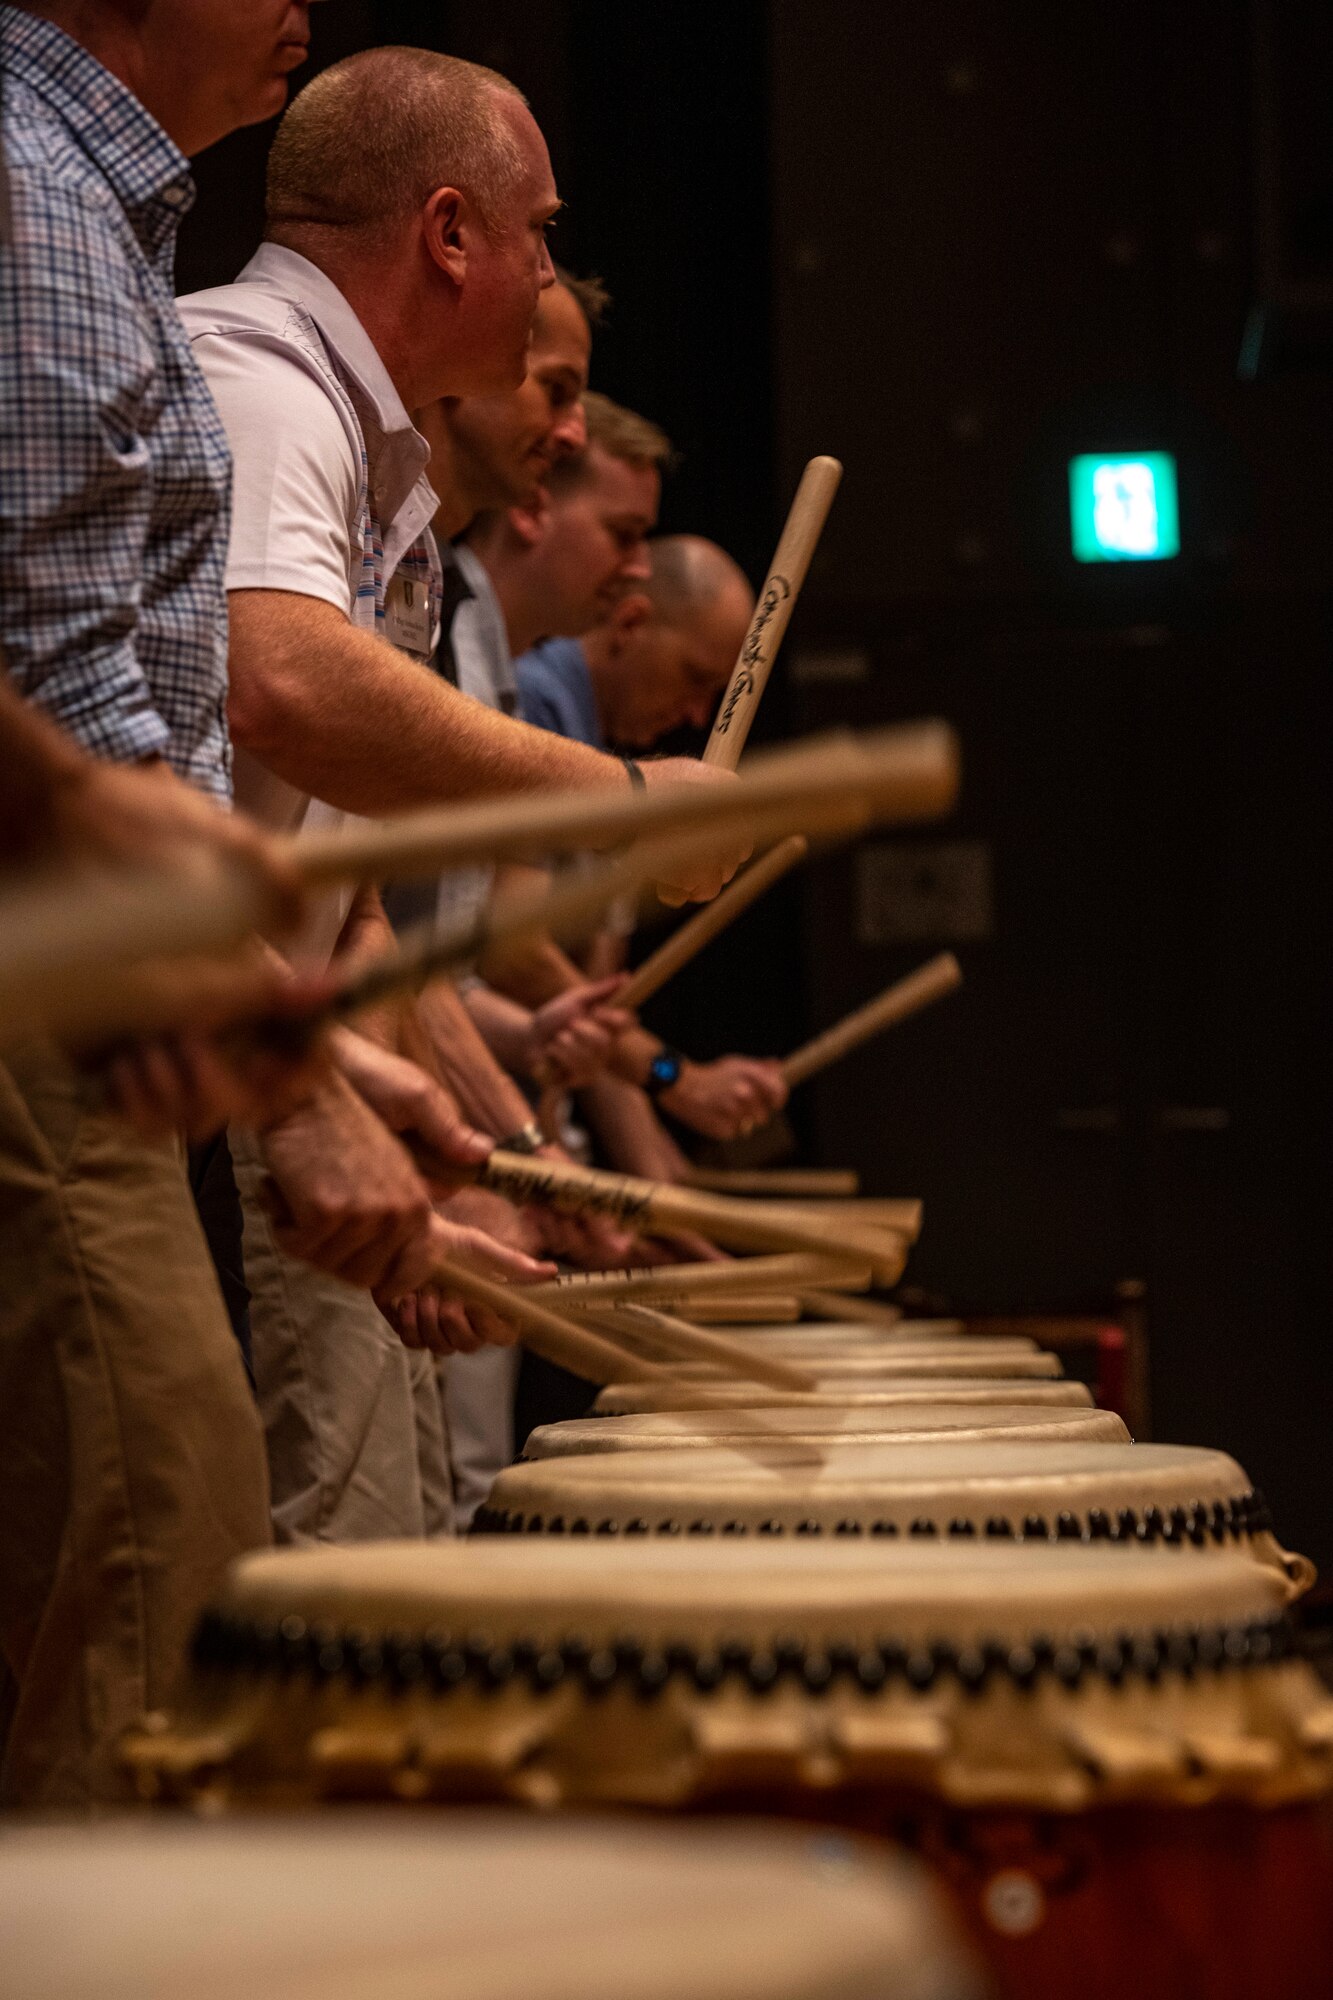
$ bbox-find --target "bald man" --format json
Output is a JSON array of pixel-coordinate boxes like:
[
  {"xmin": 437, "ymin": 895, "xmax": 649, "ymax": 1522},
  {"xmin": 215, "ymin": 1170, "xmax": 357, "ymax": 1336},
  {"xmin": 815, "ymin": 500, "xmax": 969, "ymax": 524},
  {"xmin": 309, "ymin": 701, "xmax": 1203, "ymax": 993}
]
[
  {"xmin": 475, "ymin": 470, "xmax": 789, "ymax": 1148},
  {"xmin": 519, "ymin": 534, "xmax": 755, "ymax": 751}
]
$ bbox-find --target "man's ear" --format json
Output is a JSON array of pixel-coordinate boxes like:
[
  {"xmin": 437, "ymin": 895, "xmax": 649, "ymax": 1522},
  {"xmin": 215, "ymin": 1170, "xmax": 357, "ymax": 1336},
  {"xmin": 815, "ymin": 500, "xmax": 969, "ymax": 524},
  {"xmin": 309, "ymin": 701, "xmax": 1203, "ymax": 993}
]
[
  {"xmin": 508, "ymin": 487, "xmax": 552, "ymax": 547},
  {"xmin": 421, "ymin": 185, "xmax": 468, "ymax": 283}
]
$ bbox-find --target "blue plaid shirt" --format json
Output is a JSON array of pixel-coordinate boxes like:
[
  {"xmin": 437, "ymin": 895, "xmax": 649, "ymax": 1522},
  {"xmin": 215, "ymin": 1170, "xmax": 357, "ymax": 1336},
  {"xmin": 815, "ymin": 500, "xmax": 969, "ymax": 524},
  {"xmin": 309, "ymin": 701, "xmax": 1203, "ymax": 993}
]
[{"xmin": 0, "ymin": 8, "xmax": 234, "ymax": 799}]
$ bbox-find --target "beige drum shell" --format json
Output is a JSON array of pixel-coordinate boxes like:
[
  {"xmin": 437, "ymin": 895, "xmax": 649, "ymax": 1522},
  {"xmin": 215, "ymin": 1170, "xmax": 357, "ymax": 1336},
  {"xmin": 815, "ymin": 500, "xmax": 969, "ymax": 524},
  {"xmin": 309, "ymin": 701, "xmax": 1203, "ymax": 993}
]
[
  {"xmin": 126, "ymin": 1541, "xmax": 1333, "ymax": 1817},
  {"xmin": 1, "ymin": 1814, "xmax": 981, "ymax": 2000},
  {"xmin": 595, "ymin": 1376, "xmax": 1096, "ymax": 1417},
  {"xmin": 524, "ymin": 1404, "xmax": 1131, "ymax": 1460},
  {"xmin": 479, "ymin": 1441, "xmax": 1310, "ymax": 1593}
]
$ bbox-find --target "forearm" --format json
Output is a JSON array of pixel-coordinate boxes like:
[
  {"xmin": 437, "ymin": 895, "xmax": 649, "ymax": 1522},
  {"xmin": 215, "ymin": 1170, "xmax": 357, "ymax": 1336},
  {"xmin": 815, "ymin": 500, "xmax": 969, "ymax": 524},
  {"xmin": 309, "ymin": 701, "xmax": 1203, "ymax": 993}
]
[
  {"xmin": 228, "ymin": 591, "xmax": 620, "ymax": 816},
  {"xmin": 477, "ymin": 896, "xmax": 667, "ymax": 1086},
  {"xmin": 460, "ymin": 982, "xmax": 539, "ymax": 1077},
  {"xmin": 416, "ymin": 978, "xmax": 535, "ymax": 1138},
  {"xmin": 328, "ymin": 883, "xmax": 410, "ymax": 1052},
  {"xmin": 578, "ymin": 1071, "xmax": 690, "ymax": 1181},
  {"xmin": 480, "ymin": 924, "xmax": 586, "ymax": 1011}
]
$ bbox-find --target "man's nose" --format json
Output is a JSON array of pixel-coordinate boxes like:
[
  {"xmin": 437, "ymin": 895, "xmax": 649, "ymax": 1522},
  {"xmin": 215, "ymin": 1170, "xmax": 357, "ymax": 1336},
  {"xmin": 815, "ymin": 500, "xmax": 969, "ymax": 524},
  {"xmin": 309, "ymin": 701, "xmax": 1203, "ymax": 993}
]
[
  {"xmin": 550, "ymin": 398, "xmax": 586, "ymax": 460},
  {"xmin": 621, "ymin": 538, "xmax": 652, "ymax": 582},
  {"xmin": 538, "ymin": 239, "xmax": 556, "ymax": 289}
]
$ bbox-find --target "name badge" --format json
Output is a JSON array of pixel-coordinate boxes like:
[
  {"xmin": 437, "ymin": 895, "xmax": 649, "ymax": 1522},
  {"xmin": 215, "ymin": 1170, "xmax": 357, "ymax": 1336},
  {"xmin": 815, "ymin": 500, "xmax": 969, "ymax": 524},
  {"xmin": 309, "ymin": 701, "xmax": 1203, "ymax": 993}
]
[{"xmin": 384, "ymin": 572, "xmax": 432, "ymax": 658}]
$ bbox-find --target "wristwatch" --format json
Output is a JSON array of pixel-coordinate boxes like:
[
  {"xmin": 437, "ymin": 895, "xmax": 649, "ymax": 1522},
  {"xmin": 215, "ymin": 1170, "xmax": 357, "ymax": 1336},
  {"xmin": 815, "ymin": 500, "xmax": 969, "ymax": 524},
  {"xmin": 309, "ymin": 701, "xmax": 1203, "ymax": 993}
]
[{"xmin": 644, "ymin": 1047, "xmax": 685, "ymax": 1099}]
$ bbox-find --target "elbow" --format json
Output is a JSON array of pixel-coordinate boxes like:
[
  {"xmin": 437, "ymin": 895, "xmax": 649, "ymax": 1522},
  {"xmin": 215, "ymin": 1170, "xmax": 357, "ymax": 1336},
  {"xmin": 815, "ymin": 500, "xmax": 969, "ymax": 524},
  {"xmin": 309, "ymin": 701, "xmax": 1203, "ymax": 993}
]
[{"xmin": 226, "ymin": 654, "xmax": 305, "ymax": 766}]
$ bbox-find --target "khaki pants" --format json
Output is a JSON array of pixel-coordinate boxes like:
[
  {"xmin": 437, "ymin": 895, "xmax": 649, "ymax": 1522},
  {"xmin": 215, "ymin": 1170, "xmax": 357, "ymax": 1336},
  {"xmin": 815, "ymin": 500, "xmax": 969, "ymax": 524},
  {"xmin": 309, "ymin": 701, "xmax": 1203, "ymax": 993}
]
[
  {"xmin": 440, "ymin": 1344, "xmax": 520, "ymax": 1530},
  {"xmin": 232, "ymin": 1130, "xmax": 453, "ymax": 1543},
  {"xmin": 0, "ymin": 1045, "xmax": 270, "ymax": 1809}
]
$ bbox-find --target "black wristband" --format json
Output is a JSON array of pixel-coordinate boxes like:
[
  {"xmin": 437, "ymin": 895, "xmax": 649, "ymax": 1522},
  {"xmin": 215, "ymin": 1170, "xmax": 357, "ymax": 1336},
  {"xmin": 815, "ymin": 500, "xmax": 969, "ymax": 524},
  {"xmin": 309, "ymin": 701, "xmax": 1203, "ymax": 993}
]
[
  {"xmin": 643, "ymin": 1045, "xmax": 686, "ymax": 1098},
  {"xmin": 623, "ymin": 756, "xmax": 646, "ymax": 793}
]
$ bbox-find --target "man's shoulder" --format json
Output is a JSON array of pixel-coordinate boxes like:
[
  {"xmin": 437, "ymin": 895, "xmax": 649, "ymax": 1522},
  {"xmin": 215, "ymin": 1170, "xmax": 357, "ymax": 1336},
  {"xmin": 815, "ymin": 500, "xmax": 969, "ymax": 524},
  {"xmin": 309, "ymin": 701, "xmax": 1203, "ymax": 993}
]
[
  {"xmin": 178, "ymin": 280, "xmax": 320, "ymax": 351},
  {"xmin": 515, "ymin": 640, "xmax": 596, "ymax": 738},
  {"xmin": 518, "ymin": 638, "xmax": 590, "ymax": 688},
  {"xmin": 180, "ymin": 286, "xmax": 361, "ymax": 449},
  {"xmin": 2, "ymin": 87, "xmax": 133, "ymax": 254}
]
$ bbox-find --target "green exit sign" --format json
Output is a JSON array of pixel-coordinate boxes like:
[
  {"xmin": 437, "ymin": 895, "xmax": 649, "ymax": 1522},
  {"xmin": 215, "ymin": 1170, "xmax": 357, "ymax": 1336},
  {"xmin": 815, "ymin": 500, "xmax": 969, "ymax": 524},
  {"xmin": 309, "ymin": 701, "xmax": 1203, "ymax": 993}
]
[{"xmin": 1068, "ymin": 452, "xmax": 1180, "ymax": 562}]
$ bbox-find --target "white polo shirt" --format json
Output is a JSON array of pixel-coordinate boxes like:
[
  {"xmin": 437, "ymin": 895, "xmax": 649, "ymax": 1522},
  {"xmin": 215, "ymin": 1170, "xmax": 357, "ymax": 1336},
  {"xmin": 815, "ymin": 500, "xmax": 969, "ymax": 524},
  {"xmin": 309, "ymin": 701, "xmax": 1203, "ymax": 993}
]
[{"xmin": 180, "ymin": 245, "xmax": 443, "ymax": 954}]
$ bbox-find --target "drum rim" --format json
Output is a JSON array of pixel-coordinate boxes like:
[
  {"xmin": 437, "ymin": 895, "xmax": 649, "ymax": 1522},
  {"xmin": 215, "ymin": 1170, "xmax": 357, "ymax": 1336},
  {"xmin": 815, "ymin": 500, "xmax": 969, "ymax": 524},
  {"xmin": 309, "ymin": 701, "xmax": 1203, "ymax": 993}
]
[
  {"xmin": 190, "ymin": 1595, "xmax": 1298, "ymax": 1701},
  {"xmin": 471, "ymin": 1488, "xmax": 1272, "ymax": 1550}
]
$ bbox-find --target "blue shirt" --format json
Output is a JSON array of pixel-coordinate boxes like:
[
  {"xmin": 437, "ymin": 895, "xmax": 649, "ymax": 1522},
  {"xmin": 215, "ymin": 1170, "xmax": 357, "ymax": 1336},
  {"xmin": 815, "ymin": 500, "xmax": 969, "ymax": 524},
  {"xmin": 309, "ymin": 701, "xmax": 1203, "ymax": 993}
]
[
  {"xmin": 515, "ymin": 637, "xmax": 605, "ymax": 748},
  {"xmin": 0, "ymin": 8, "xmax": 234, "ymax": 799}
]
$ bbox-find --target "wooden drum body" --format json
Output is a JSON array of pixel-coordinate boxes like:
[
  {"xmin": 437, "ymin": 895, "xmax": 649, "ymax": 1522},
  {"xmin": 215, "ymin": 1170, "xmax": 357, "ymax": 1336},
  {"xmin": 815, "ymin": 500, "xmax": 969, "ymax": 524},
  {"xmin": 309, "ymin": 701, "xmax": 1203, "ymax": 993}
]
[{"xmin": 128, "ymin": 1541, "xmax": 1333, "ymax": 2000}]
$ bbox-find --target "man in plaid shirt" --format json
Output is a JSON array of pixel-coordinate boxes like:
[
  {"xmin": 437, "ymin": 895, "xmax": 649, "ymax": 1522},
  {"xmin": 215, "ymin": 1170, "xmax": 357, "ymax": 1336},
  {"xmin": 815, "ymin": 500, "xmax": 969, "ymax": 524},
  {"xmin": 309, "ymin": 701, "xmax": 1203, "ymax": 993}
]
[{"xmin": 0, "ymin": 0, "xmax": 323, "ymax": 1809}]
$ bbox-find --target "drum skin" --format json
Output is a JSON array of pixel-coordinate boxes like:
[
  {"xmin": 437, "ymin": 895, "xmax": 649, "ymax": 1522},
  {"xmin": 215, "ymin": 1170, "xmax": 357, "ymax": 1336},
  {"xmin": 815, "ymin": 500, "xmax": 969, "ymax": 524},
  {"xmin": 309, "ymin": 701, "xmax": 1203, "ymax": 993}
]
[
  {"xmin": 479, "ymin": 1441, "xmax": 1313, "ymax": 1593},
  {"xmin": 594, "ymin": 1375, "xmax": 1095, "ymax": 1417},
  {"xmin": 0, "ymin": 1814, "xmax": 984, "ymax": 2000},
  {"xmin": 522, "ymin": 1404, "xmax": 1131, "ymax": 1459}
]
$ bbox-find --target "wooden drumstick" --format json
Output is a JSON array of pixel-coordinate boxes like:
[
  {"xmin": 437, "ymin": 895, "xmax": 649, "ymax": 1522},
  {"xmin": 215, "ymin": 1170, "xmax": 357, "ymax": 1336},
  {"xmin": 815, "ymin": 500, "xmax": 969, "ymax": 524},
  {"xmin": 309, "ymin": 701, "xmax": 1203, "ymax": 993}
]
[
  {"xmin": 617, "ymin": 836, "xmax": 809, "ymax": 1012},
  {"xmin": 477, "ymin": 1150, "xmax": 907, "ymax": 1281},
  {"xmin": 528, "ymin": 1253, "xmax": 872, "ymax": 1307},
  {"xmin": 683, "ymin": 1166, "xmax": 861, "ymax": 1197},
  {"xmin": 784, "ymin": 1198, "xmax": 923, "ymax": 1241},
  {"xmin": 684, "ymin": 1296, "xmax": 802, "ymax": 1323},
  {"xmin": 0, "ymin": 724, "xmax": 959, "ymax": 1046},
  {"xmin": 705, "ymin": 456, "xmax": 843, "ymax": 768},
  {"xmin": 0, "ymin": 853, "xmax": 279, "ymax": 1047},
  {"xmin": 429, "ymin": 1260, "xmax": 666, "ymax": 1386},
  {"xmin": 571, "ymin": 1303, "xmax": 817, "ymax": 1393},
  {"xmin": 290, "ymin": 721, "xmax": 952, "ymax": 887},
  {"xmin": 319, "ymin": 814, "xmax": 819, "ymax": 1033},
  {"xmin": 781, "ymin": 952, "xmax": 963, "ymax": 1089},
  {"xmin": 799, "ymin": 1288, "xmax": 905, "ymax": 1328}
]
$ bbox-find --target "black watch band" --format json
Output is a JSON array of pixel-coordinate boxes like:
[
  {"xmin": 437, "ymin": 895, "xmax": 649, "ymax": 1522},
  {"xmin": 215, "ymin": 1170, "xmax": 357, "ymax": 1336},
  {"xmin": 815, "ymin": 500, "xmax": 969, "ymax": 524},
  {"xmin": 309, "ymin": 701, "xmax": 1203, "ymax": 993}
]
[{"xmin": 644, "ymin": 1046, "xmax": 685, "ymax": 1099}]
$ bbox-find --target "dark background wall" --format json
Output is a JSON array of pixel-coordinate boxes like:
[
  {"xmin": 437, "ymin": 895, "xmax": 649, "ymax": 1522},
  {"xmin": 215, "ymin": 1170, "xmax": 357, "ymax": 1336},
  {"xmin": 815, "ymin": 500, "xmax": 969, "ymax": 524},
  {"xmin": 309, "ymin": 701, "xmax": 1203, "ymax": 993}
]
[{"xmin": 182, "ymin": 2, "xmax": 1333, "ymax": 1566}]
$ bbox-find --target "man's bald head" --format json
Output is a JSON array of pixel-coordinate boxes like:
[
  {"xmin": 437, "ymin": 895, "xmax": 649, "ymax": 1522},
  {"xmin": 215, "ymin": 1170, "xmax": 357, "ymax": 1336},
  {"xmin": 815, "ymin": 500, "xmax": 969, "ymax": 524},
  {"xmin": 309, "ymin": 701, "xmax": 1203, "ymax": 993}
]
[
  {"xmin": 266, "ymin": 45, "xmax": 529, "ymax": 242},
  {"xmin": 260, "ymin": 45, "xmax": 559, "ymax": 408},
  {"xmin": 642, "ymin": 535, "xmax": 751, "ymax": 629},
  {"xmin": 586, "ymin": 535, "xmax": 754, "ymax": 750}
]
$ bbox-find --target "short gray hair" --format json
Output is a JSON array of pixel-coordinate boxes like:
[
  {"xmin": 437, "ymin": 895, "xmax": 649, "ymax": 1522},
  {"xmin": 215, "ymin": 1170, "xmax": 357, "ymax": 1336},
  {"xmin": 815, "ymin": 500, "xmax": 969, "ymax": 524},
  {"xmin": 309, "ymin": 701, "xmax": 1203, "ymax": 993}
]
[{"xmin": 266, "ymin": 46, "xmax": 528, "ymax": 240}]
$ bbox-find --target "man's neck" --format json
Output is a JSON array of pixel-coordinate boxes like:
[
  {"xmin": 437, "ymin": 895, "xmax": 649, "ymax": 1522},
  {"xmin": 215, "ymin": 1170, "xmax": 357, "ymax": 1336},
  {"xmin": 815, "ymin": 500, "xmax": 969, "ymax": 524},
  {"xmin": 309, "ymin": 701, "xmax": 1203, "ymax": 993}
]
[
  {"xmin": 426, "ymin": 421, "xmax": 476, "ymax": 542},
  {"xmin": 274, "ymin": 230, "xmax": 429, "ymax": 411},
  {"xmin": 462, "ymin": 534, "xmax": 538, "ymax": 657},
  {"xmin": 579, "ymin": 630, "xmax": 619, "ymax": 738},
  {"xmin": 31, "ymin": 6, "xmax": 195, "ymax": 150}
]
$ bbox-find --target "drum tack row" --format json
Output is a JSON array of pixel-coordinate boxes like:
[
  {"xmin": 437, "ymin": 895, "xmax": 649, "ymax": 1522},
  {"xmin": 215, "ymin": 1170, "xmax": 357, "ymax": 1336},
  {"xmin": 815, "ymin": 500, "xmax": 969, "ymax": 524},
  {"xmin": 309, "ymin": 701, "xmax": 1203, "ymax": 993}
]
[{"xmin": 94, "ymin": 1238, "xmax": 1332, "ymax": 2000}]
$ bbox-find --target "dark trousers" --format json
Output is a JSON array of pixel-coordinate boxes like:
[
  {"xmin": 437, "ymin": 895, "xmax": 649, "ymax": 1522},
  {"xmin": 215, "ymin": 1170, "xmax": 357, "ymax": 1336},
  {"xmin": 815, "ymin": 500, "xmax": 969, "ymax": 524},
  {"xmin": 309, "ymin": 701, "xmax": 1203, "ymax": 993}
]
[{"xmin": 187, "ymin": 1133, "xmax": 254, "ymax": 1385}]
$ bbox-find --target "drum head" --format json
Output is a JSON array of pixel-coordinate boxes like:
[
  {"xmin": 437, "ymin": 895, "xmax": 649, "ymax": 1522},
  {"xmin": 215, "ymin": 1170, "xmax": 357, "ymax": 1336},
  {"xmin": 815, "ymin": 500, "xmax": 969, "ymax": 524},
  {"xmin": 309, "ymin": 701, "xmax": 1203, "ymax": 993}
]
[
  {"xmin": 653, "ymin": 1346, "xmax": 1061, "ymax": 1382},
  {"xmin": 731, "ymin": 1320, "xmax": 969, "ymax": 1345},
  {"xmin": 523, "ymin": 1404, "xmax": 1131, "ymax": 1460},
  {"xmin": 1, "ymin": 1814, "xmax": 979, "ymax": 2000},
  {"xmin": 480, "ymin": 1442, "xmax": 1299, "ymax": 1585},
  {"xmin": 595, "ymin": 1376, "xmax": 1095, "ymax": 1417}
]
